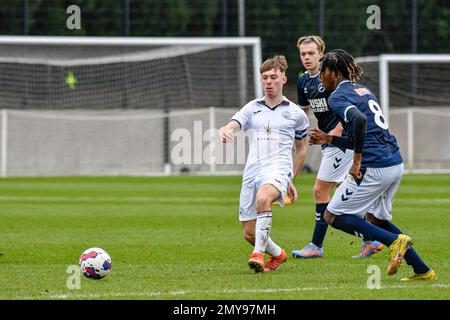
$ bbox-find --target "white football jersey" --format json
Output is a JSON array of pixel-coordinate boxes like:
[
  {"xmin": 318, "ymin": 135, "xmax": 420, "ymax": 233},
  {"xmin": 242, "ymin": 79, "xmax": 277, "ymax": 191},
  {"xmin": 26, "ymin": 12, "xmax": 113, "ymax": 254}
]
[{"xmin": 232, "ymin": 96, "xmax": 309, "ymax": 183}]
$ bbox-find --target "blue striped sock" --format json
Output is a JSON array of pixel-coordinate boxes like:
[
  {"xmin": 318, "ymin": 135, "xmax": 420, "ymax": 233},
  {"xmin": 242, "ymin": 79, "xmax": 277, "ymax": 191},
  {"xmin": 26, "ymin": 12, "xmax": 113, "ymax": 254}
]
[
  {"xmin": 311, "ymin": 203, "xmax": 328, "ymax": 248},
  {"xmin": 331, "ymin": 214, "xmax": 397, "ymax": 245}
]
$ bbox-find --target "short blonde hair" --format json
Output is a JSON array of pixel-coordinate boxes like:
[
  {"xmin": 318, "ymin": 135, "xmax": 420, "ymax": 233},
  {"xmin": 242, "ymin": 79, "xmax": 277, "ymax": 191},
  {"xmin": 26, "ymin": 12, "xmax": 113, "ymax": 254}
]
[
  {"xmin": 260, "ymin": 55, "xmax": 288, "ymax": 74},
  {"xmin": 296, "ymin": 35, "xmax": 325, "ymax": 53}
]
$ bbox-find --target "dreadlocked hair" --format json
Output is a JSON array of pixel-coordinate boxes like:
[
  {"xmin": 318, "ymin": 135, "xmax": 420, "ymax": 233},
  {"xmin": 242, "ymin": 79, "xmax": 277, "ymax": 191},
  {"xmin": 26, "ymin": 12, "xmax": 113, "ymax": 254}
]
[{"xmin": 321, "ymin": 49, "xmax": 363, "ymax": 82}]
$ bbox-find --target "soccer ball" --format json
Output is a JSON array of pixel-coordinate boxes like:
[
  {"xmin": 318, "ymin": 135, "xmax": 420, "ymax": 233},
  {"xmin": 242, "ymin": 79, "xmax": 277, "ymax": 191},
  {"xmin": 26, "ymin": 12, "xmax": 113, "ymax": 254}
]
[{"xmin": 79, "ymin": 247, "xmax": 112, "ymax": 280}]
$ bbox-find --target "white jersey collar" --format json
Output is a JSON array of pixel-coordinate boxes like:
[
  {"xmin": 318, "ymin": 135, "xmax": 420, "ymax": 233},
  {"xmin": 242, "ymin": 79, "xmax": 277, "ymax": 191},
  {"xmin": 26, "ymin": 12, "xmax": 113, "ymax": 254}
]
[{"xmin": 256, "ymin": 96, "xmax": 290, "ymax": 107}]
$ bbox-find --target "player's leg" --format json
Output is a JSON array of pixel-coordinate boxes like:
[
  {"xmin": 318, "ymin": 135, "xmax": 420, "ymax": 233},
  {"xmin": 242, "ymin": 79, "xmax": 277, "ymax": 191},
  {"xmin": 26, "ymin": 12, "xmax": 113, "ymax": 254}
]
[
  {"xmin": 292, "ymin": 147, "xmax": 352, "ymax": 259},
  {"xmin": 241, "ymin": 220, "xmax": 285, "ymax": 259},
  {"xmin": 239, "ymin": 181, "xmax": 285, "ymax": 272},
  {"xmin": 291, "ymin": 179, "xmax": 332, "ymax": 259},
  {"xmin": 255, "ymin": 175, "xmax": 291, "ymax": 273},
  {"xmin": 248, "ymin": 183, "xmax": 282, "ymax": 272},
  {"xmin": 365, "ymin": 176, "xmax": 437, "ymax": 281},
  {"xmin": 351, "ymin": 208, "xmax": 384, "ymax": 259},
  {"xmin": 325, "ymin": 209, "xmax": 412, "ymax": 277},
  {"xmin": 364, "ymin": 214, "xmax": 436, "ymax": 280},
  {"xmin": 326, "ymin": 165, "xmax": 413, "ymax": 275}
]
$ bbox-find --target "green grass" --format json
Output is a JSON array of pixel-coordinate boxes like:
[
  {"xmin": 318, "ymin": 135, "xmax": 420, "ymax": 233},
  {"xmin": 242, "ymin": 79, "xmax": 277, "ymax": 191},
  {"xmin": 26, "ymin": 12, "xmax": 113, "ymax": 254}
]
[{"xmin": 0, "ymin": 174, "xmax": 449, "ymax": 300}]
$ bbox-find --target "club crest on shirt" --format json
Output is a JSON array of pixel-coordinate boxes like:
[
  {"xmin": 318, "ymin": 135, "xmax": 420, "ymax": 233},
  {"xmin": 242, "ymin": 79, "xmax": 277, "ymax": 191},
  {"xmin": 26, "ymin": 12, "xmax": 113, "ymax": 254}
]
[
  {"xmin": 282, "ymin": 111, "xmax": 292, "ymax": 120},
  {"xmin": 318, "ymin": 83, "xmax": 325, "ymax": 92}
]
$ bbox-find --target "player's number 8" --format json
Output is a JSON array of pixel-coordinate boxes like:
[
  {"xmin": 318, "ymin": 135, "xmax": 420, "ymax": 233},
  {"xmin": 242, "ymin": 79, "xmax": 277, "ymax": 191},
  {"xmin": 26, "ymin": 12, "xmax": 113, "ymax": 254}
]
[{"xmin": 368, "ymin": 100, "xmax": 388, "ymax": 130}]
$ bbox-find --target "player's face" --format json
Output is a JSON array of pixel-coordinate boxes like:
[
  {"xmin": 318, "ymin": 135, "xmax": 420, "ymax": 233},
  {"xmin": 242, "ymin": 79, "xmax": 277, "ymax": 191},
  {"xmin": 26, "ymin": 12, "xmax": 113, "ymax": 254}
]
[
  {"xmin": 299, "ymin": 42, "xmax": 324, "ymax": 73},
  {"xmin": 261, "ymin": 68, "xmax": 287, "ymax": 98},
  {"xmin": 320, "ymin": 67, "xmax": 338, "ymax": 91}
]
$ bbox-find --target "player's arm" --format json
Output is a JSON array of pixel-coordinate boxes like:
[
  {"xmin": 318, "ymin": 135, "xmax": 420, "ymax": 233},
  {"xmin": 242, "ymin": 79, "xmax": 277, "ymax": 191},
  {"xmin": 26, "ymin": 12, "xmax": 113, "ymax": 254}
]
[
  {"xmin": 218, "ymin": 120, "xmax": 240, "ymax": 143},
  {"xmin": 345, "ymin": 107, "xmax": 367, "ymax": 179},
  {"xmin": 292, "ymin": 138, "xmax": 307, "ymax": 180},
  {"xmin": 310, "ymin": 108, "xmax": 366, "ymax": 149},
  {"xmin": 287, "ymin": 127, "xmax": 308, "ymax": 204},
  {"xmin": 297, "ymin": 77, "xmax": 310, "ymax": 115},
  {"xmin": 310, "ymin": 107, "xmax": 367, "ymax": 178},
  {"xmin": 327, "ymin": 120, "xmax": 344, "ymax": 137},
  {"xmin": 309, "ymin": 128, "xmax": 352, "ymax": 149}
]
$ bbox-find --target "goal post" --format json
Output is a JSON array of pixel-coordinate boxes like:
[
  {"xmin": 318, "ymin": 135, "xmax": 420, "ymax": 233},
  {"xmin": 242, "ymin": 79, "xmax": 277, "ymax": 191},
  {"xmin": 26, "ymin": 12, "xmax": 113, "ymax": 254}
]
[
  {"xmin": 0, "ymin": 36, "xmax": 263, "ymax": 177},
  {"xmin": 356, "ymin": 54, "xmax": 450, "ymax": 172},
  {"xmin": 377, "ymin": 54, "xmax": 450, "ymax": 125},
  {"xmin": 0, "ymin": 36, "xmax": 263, "ymax": 106}
]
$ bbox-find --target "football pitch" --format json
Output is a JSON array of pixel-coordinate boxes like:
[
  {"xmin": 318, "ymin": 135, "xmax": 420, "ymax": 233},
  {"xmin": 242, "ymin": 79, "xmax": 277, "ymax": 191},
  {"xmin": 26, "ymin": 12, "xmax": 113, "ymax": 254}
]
[{"xmin": 0, "ymin": 174, "xmax": 449, "ymax": 300}]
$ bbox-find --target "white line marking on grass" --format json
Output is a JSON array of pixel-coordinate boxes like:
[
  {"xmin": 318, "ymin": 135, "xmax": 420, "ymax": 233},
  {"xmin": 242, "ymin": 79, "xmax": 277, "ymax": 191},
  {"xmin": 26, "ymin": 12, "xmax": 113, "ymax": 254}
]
[
  {"xmin": 1, "ymin": 195, "xmax": 450, "ymax": 205},
  {"xmin": 6, "ymin": 283, "xmax": 450, "ymax": 300}
]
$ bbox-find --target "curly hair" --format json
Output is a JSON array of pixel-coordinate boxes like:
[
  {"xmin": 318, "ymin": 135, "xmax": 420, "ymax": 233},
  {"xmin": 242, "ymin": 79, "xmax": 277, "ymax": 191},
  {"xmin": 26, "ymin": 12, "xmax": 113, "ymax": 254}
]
[{"xmin": 321, "ymin": 49, "xmax": 363, "ymax": 82}]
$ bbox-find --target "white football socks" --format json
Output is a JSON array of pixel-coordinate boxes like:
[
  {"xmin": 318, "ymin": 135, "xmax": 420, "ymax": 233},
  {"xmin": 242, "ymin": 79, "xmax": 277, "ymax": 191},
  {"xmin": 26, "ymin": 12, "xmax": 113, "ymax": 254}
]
[
  {"xmin": 254, "ymin": 210, "xmax": 273, "ymax": 254},
  {"xmin": 265, "ymin": 237, "xmax": 282, "ymax": 257}
]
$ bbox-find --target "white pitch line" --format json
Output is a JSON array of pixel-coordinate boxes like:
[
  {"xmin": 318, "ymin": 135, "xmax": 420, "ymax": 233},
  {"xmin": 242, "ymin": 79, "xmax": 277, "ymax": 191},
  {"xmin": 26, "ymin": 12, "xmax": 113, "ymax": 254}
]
[
  {"xmin": 4, "ymin": 283, "xmax": 450, "ymax": 300},
  {"xmin": 0, "ymin": 195, "xmax": 450, "ymax": 204}
]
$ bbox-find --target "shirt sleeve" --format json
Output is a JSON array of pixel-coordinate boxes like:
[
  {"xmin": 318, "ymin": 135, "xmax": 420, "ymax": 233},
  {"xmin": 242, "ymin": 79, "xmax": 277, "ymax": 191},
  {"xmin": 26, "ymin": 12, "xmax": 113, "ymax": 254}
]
[
  {"xmin": 231, "ymin": 101, "xmax": 253, "ymax": 130},
  {"xmin": 297, "ymin": 76, "xmax": 309, "ymax": 108},
  {"xmin": 295, "ymin": 109, "xmax": 309, "ymax": 140},
  {"xmin": 328, "ymin": 93, "xmax": 355, "ymax": 122}
]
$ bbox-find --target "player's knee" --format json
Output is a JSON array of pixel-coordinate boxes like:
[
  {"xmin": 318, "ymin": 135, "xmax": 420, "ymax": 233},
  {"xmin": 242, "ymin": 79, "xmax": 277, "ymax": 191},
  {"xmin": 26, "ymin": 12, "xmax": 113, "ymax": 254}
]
[
  {"xmin": 324, "ymin": 210, "xmax": 335, "ymax": 225},
  {"xmin": 255, "ymin": 194, "xmax": 272, "ymax": 211},
  {"xmin": 313, "ymin": 184, "xmax": 331, "ymax": 203},
  {"xmin": 365, "ymin": 212, "xmax": 384, "ymax": 226}
]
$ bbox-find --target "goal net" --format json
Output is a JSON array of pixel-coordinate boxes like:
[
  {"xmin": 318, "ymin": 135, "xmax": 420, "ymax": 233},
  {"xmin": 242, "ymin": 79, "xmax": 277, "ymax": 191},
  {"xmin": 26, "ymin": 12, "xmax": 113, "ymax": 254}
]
[
  {"xmin": 0, "ymin": 36, "xmax": 262, "ymax": 177},
  {"xmin": 356, "ymin": 54, "xmax": 450, "ymax": 172}
]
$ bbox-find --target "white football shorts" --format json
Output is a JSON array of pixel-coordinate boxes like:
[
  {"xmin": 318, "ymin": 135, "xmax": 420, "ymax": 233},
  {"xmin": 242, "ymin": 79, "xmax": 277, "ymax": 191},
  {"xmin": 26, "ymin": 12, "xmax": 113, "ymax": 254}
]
[
  {"xmin": 327, "ymin": 163, "xmax": 404, "ymax": 221},
  {"xmin": 238, "ymin": 173, "xmax": 290, "ymax": 222},
  {"xmin": 316, "ymin": 146, "xmax": 354, "ymax": 183}
]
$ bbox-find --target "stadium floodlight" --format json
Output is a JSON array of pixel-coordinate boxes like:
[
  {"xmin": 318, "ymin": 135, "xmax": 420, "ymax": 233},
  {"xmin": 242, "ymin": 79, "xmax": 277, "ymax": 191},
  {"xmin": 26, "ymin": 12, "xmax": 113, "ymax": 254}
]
[
  {"xmin": 356, "ymin": 54, "xmax": 450, "ymax": 172},
  {"xmin": 0, "ymin": 36, "xmax": 263, "ymax": 177}
]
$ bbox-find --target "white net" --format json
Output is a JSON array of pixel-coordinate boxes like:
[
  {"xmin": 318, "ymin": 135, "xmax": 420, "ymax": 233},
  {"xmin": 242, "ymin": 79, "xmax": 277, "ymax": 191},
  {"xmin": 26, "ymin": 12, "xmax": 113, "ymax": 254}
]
[
  {"xmin": 356, "ymin": 55, "xmax": 450, "ymax": 172},
  {"xmin": 0, "ymin": 37, "xmax": 263, "ymax": 177},
  {"xmin": 0, "ymin": 43, "xmax": 257, "ymax": 110},
  {"xmin": 356, "ymin": 56, "xmax": 450, "ymax": 107}
]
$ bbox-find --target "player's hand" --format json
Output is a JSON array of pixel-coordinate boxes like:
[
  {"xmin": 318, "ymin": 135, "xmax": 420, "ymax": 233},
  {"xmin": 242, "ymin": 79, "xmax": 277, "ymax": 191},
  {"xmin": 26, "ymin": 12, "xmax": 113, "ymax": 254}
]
[
  {"xmin": 287, "ymin": 183, "xmax": 298, "ymax": 204},
  {"xmin": 218, "ymin": 127, "xmax": 234, "ymax": 143},
  {"xmin": 350, "ymin": 161, "xmax": 362, "ymax": 180},
  {"xmin": 309, "ymin": 128, "xmax": 327, "ymax": 145}
]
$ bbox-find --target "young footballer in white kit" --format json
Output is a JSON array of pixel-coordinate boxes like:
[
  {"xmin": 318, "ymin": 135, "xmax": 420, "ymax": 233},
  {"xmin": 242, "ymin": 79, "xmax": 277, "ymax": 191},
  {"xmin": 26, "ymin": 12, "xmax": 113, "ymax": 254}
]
[{"xmin": 219, "ymin": 55, "xmax": 309, "ymax": 273}]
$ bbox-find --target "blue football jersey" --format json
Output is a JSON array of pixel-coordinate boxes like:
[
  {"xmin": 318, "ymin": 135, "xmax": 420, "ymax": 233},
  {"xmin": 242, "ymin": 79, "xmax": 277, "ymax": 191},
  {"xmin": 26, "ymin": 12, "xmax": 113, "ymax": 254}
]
[
  {"xmin": 297, "ymin": 71, "xmax": 342, "ymax": 134},
  {"xmin": 328, "ymin": 80, "xmax": 403, "ymax": 168}
]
